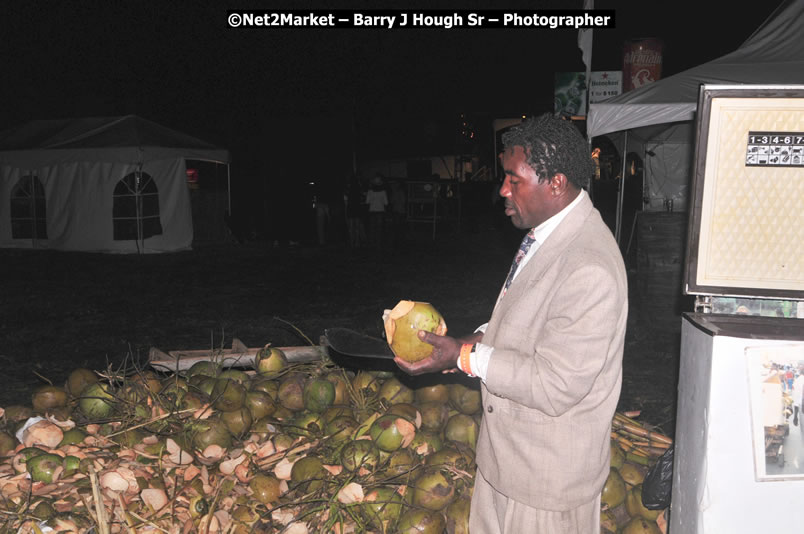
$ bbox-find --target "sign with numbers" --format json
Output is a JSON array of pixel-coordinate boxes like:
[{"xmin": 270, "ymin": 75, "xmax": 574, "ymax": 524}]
[{"xmin": 746, "ymin": 131, "xmax": 804, "ymax": 167}]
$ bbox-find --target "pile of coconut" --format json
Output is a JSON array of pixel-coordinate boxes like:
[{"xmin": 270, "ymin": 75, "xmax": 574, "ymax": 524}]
[{"xmin": 0, "ymin": 302, "xmax": 671, "ymax": 533}]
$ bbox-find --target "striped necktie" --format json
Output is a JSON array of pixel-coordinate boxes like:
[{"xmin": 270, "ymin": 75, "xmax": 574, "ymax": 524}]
[{"xmin": 503, "ymin": 229, "xmax": 536, "ymax": 293}]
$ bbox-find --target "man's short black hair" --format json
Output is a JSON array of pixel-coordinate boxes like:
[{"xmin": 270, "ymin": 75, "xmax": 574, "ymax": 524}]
[{"xmin": 501, "ymin": 113, "xmax": 593, "ymax": 189}]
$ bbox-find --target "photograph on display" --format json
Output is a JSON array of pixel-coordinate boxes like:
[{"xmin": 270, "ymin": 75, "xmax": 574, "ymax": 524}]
[{"xmin": 747, "ymin": 343, "xmax": 804, "ymax": 480}]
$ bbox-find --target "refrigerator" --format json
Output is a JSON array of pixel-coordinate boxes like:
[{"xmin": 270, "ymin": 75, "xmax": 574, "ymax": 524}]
[{"xmin": 671, "ymin": 85, "xmax": 804, "ymax": 533}]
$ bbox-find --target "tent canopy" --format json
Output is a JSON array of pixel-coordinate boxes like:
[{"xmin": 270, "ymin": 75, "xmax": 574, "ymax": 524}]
[
  {"xmin": 0, "ymin": 115, "xmax": 230, "ymax": 167},
  {"xmin": 588, "ymin": 0, "xmax": 804, "ymax": 137},
  {"xmin": 0, "ymin": 115, "xmax": 230, "ymax": 253}
]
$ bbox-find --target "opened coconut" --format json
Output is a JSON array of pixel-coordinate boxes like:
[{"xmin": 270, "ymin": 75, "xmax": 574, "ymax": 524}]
[{"xmin": 383, "ymin": 301, "xmax": 447, "ymax": 362}]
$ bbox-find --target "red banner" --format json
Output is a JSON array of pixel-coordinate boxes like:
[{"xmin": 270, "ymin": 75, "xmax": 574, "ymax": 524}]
[{"xmin": 622, "ymin": 38, "xmax": 663, "ymax": 91}]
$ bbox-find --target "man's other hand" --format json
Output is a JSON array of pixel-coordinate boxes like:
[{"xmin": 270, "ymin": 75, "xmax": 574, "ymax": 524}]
[{"xmin": 394, "ymin": 330, "xmax": 461, "ymax": 376}]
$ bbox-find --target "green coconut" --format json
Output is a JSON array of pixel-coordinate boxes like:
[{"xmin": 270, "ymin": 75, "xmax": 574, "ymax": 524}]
[
  {"xmin": 27, "ymin": 453, "xmax": 64, "ymax": 483},
  {"xmin": 211, "ymin": 378, "xmax": 246, "ymax": 412},
  {"xmin": 62, "ymin": 455, "xmax": 81, "ymax": 477},
  {"xmin": 290, "ymin": 455, "xmax": 325, "ymax": 492},
  {"xmin": 351, "ymin": 371, "xmax": 381, "ymax": 399},
  {"xmin": 411, "ymin": 468, "xmax": 456, "ymax": 511},
  {"xmin": 218, "ymin": 368, "xmax": 249, "ymax": 383},
  {"xmin": 221, "ymin": 405, "xmax": 253, "ymax": 438},
  {"xmin": 448, "ymin": 383, "xmax": 482, "ymax": 415},
  {"xmin": 254, "ymin": 347, "xmax": 288, "ymax": 379},
  {"xmin": 78, "ymin": 382, "xmax": 115, "ymax": 419},
  {"xmin": 325, "ymin": 416, "xmax": 359, "ymax": 443},
  {"xmin": 378, "ymin": 377, "xmax": 415, "ymax": 405},
  {"xmin": 383, "ymin": 300, "xmax": 447, "ymax": 363},
  {"xmin": 303, "ymin": 378, "xmax": 336, "ymax": 413},
  {"xmin": 288, "ymin": 411, "xmax": 323, "ymax": 439},
  {"xmin": 249, "ymin": 473, "xmax": 281, "ymax": 505},
  {"xmin": 415, "ymin": 383, "xmax": 450, "ymax": 404},
  {"xmin": 249, "ymin": 377, "xmax": 279, "ymax": 399},
  {"xmin": 396, "ymin": 509, "xmax": 446, "ymax": 534},
  {"xmin": 58, "ymin": 428, "xmax": 87, "ymax": 447},
  {"xmin": 362, "ymin": 486, "xmax": 403, "ymax": 530},
  {"xmin": 370, "ymin": 414, "xmax": 416, "ymax": 452},
  {"xmin": 129, "ymin": 370, "xmax": 163, "ymax": 394},
  {"xmin": 619, "ymin": 462, "xmax": 647, "ymax": 488},
  {"xmin": 625, "ymin": 484, "xmax": 661, "ymax": 521},
  {"xmin": 245, "ymin": 390, "xmax": 276, "ymax": 420},
  {"xmin": 65, "ymin": 368, "xmax": 99, "ymax": 397},
  {"xmin": 192, "ymin": 418, "xmax": 233, "ymax": 451},
  {"xmin": 424, "ymin": 446, "xmax": 473, "ymax": 471},
  {"xmin": 418, "ymin": 401, "xmax": 449, "ymax": 433},
  {"xmin": 185, "ymin": 360, "xmax": 221, "ymax": 379},
  {"xmin": 324, "ymin": 371, "xmax": 351, "ymax": 405},
  {"xmin": 278, "ymin": 373, "xmax": 306, "ymax": 412},
  {"xmin": 601, "ymin": 467, "xmax": 627, "ymax": 509},
  {"xmin": 385, "ymin": 403, "xmax": 420, "ymax": 425},
  {"xmin": 409, "ymin": 431, "xmax": 444, "ymax": 457},
  {"xmin": 340, "ymin": 439, "xmax": 380, "ymax": 472},
  {"xmin": 384, "ymin": 448, "xmax": 417, "ymax": 477},
  {"xmin": 191, "ymin": 375, "xmax": 218, "ymax": 397},
  {"xmin": 444, "ymin": 413, "xmax": 479, "ymax": 449},
  {"xmin": 445, "ymin": 495, "xmax": 471, "ymax": 534},
  {"xmin": 322, "ymin": 404, "xmax": 354, "ymax": 424}
]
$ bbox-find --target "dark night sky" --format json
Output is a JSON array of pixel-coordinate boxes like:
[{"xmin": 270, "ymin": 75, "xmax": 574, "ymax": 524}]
[{"xmin": 0, "ymin": 1, "xmax": 783, "ymax": 201}]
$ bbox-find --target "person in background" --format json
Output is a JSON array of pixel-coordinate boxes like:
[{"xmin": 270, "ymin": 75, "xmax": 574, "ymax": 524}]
[
  {"xmin": 345, "ymin": 174, "xmax": 367, "ymax": 248},
  {"xmin": 792, "ymin": 368, "xmax": 804, "ymax": 426},
  {"xmin": 395, "ymin": 114, "xmax": 628, "ymax": 533},
  {"xmin": 365, "ymin": 174, "xmax": 388, "ymax": 249}
]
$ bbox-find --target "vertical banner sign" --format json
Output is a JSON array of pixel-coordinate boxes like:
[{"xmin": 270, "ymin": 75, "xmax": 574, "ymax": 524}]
[{"xmin": 622, "ymin": 38, "xmax": 663, "ymax": 91}]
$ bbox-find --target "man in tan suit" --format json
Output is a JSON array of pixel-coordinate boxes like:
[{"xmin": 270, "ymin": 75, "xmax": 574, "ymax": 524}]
[{"xmin": 395, "ymin": 114, "xmax": 627, "ymax": 533}]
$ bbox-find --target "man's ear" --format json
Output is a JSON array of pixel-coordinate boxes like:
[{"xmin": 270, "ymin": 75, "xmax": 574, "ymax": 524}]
[{"xmin": 550, "ymin": 173, "xmax": 569, "ymax": 196}]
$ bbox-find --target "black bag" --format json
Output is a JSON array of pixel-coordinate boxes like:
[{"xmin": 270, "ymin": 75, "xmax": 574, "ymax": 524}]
[{"xmin": 641, "ymin": 445, "xmax": 674, "ymax": 510}]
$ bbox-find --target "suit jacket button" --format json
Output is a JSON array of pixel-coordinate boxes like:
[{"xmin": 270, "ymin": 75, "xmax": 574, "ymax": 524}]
[{"xmin": 487, "ymin": 405, "xmax": 493, "ymax": 413}]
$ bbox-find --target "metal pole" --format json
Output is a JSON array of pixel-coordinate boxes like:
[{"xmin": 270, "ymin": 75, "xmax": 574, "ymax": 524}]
[{"xmin": 615, "ymin": 130, "xmax": 628, "ymax": 245}]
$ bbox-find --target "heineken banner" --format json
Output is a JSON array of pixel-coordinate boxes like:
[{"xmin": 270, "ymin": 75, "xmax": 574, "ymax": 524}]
[{"xmin": 554, "ymin": 71, "xmax": 623, "ymax": 117}]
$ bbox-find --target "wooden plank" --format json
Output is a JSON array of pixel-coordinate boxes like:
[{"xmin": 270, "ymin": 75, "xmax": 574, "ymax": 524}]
[{"xmin": 148, "ymin": 342, "xmax": 325, "ymax": 373}]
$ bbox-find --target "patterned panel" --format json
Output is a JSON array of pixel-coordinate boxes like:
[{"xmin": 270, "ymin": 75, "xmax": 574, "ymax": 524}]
[{"xmin": 697, "ymin": 98, "xmax": 804, "ymax": 291}]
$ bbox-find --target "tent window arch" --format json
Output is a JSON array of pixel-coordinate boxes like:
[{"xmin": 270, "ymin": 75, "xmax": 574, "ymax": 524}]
[
  {"xmin": 113, "ymin": 171, "xmax": 163, "ymax": 241},
  {"xmin": 10, "ymin": 174, "xmax": 47, "ymax": 240}
]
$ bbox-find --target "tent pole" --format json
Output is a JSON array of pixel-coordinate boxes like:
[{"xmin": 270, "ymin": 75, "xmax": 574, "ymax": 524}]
[
  {"xmin": 587, "ymin": 137, "xmax": 594, "ymax": 202},
  {"xmin": 615, "ymin": 130, "xmax": 628, "ymax": 245}
]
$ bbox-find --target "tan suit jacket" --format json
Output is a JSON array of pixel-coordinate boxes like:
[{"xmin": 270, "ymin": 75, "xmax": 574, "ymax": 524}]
[{"xmin": 475, "ymin": 193, "xmax": 628, "ymax": 511}]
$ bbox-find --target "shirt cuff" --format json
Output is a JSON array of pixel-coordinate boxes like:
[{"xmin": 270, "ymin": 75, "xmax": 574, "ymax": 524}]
[{"xmin": 472, "ymin": 343, "xmax": 492, "ymax": 382}]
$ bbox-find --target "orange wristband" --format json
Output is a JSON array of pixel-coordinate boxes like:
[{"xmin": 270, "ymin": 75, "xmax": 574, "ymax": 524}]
[{"xmin": 459, "ymin": 344, "xmax": 474, "ymax": 376}]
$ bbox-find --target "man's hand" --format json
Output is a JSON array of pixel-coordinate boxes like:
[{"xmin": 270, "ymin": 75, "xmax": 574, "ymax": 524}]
[{"xmin": 394, "ymin": 330, "xmax": 462, "ymax": 376}]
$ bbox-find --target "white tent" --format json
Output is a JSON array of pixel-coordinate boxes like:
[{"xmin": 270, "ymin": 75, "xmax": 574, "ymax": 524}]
[
  {"xmin": 588, "ymin": 0, "xmax": 804, "ymax": 217},
  {"xmin": 0, "ymin": 115, "xmax": 230, "ymax": 253}
]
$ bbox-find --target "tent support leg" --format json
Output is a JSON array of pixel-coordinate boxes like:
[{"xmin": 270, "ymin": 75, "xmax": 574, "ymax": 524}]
[{"xmin": 615, "ymin": 131, "xmax": 628, "ymax": 245}]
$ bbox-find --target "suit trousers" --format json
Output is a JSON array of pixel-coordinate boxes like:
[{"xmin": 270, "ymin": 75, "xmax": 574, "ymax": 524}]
[{"xmin": 469, "ymin": 469, "xmax": 601, "ymax": 534}]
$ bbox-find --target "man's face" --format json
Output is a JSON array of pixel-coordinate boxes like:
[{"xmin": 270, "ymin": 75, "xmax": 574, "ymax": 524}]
[{"xmin": 499, "ymin": 146, "xmax": 553, "ymax": 229}]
